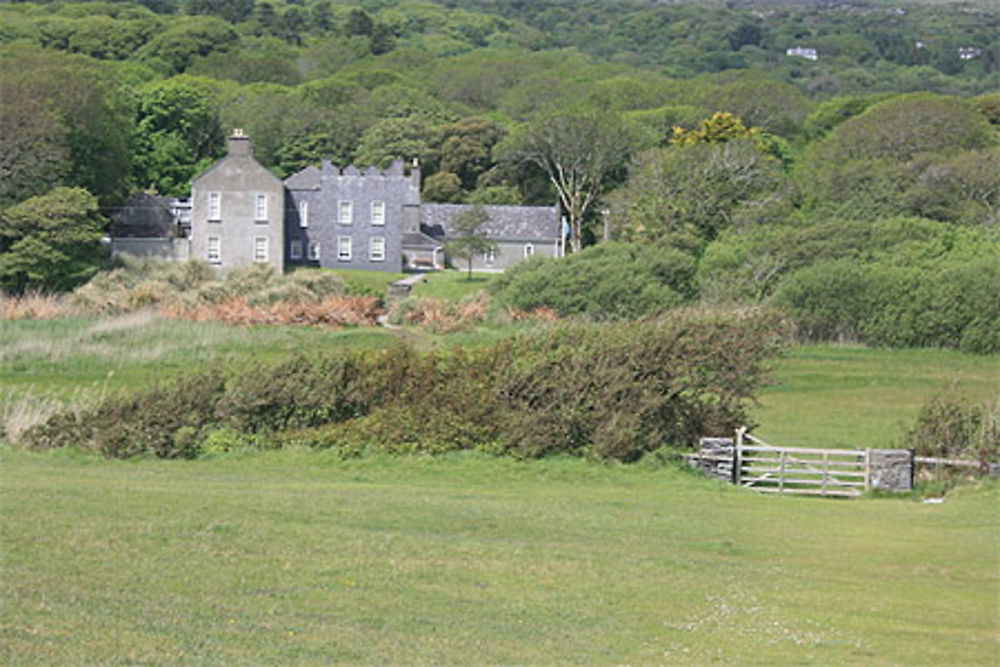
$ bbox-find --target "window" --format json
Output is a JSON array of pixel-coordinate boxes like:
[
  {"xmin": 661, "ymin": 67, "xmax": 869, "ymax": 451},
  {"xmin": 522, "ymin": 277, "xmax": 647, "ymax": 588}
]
[
  {"xmin": 339, "ymin": 200, "xmax": 353, "ymax": 225},
  {"xmin": 524, "ymin": 243, "xmax": 534, "ymax": 259},
  {"xmin": 371, "ymin": 201, "xmax": 385, "ymax": 226},
  {"xmin": 290, "ymin": 240, "xmax": 303, "ymax": 260},
  {"xmin": 308, "ymin": 241, "xmax": 321, "ymax": 261},
  {"xmin": 337, "ymin": 236, "xmax": 352, "ymax": 261},
  {"xmin": 208, "ymin": 192, "xmax": 221, "ymax": 221},
  {"xmin": 370, "ymin": 236, "xmax": 386, "ymax": 261},
  {"xmin": 207, "ymin": 236, "xmax": 221, "ymax": 263},
  {"xmin": 254, "ymin": 193, "xmax": 267, "ymax": 221},
  {"xmin": 253, "ymin": 236, "xmax": 268, "ymax": 263},
  {"xmin": 299, "ymin": 201, "xmax": 308, "ymax": 228},
  {"xmin": 483, "ymin": 247, "xmax": 496, "ymax": 265}
]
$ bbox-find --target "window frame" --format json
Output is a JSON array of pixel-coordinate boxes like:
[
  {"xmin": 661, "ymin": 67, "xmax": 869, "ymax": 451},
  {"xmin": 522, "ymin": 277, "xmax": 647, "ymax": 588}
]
[
  {"xmin": 308, "ymin": 240, "xmax": 321, "ymax": 261},
  {"xmin": 208, "ymin": 192, "xmax": 221, "ymax": 221},
  {"xmin": 299, "ymin": 201, "xmax": 309, "ymax": 228},
  {"xmin": 524, "ymin": 243, "xmax": 534, "ymax": 259},
  {"xmin": 337, "ymin": 236, "xmax": 352, "ymax": 261},
  {"xmin": 483, "ymin": 246, "xmax": 496, "ymax": 265},
  {"xmin": 339, "ymin": 200, "xmax": 353, "ymax": 225},
  {"xmin": 207, "ymin": 235, "xmax": 221, "ymax": 264},
  {"xmin": 254, "ymin": 193, "xmax": 267, "ymax": 222},
  {"xmin": 252, "ymin": 236, "xmax": 269, "ymax": 263},
  {"xmin": 371, "ymin": 200, "xmax": 386, "ymax": 226},
  {"xmin": 370, "ymin": 235, "xmax": 386, "ymax": 261},
  {"xmin": 290, "ymin": 239, "xmax": 303, "ymax": 260}
]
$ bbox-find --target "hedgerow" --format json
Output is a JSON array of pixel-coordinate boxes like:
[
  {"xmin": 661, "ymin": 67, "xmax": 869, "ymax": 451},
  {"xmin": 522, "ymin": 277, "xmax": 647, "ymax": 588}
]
[{"xmin": 21, "ymin": 309, "xmax": 784, "ymax": 461}]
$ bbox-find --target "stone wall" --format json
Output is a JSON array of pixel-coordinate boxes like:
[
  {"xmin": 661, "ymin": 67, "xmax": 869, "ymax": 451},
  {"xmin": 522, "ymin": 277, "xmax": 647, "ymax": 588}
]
[
  {"xmin": 868, "ymin": 449, "xmax": 914, "ymax": 491},
  {"xmin": 690, "ymin": 437, "xmax": 735, "ymax": 483}
]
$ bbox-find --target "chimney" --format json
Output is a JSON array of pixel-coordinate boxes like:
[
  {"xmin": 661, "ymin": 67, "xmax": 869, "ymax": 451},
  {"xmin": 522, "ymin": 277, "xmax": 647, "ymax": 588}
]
[
  {"xmin": 227, "ymin": 128, "xmax": 252, "ymax": 157},
  {"xmin": 410, "ymin": 157, "xmax": 420, "ymax": 191}
]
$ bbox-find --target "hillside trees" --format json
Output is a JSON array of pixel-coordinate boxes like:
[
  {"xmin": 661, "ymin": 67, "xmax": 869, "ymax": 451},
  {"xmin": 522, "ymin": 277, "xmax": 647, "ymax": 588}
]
[
  {"xmin": 0, "ymin": 47, "xmax": 133, "ymax": 208},
  {"xmin": 609, "ymin": 135, "xmax": 783, "ymax": 247},
  {"xmin": 798, "ymin": 93, "xmax": 998, "ymax": 222}
]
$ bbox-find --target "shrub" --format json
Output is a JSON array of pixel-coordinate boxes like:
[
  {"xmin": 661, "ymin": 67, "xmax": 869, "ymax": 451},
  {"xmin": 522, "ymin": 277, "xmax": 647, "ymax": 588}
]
[
  {"xmin": 491, "ymin": 242, "xmax": 696, "ymax": 320},
  {"xmin": 496, "ymin": 309, "xmax": 784, "ymax": 460},
  {"xmin": 907, "ymin": 387, "xmax": 999, "ymax": 465},
  {"xmin": 26, "ymin": 309, "xmax": 784, "ymax": 462}
]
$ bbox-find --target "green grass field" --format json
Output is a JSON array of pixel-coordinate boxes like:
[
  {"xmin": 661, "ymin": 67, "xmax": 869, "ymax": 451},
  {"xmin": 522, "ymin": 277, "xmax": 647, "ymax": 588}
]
[
  {"xmin": 2, "ymin": 449, "xmax": 997, "ymax": 664},
  {"xmin": 2, "ymin": 316, "xmax": 999, "ymax": 663},
  {"xmin": 315, "ymin": 268, "xmax": 495, "ymax": 301},
  {"xmin": 754, "ymin": 345, "xmax": 1000, "ymax": 449}
]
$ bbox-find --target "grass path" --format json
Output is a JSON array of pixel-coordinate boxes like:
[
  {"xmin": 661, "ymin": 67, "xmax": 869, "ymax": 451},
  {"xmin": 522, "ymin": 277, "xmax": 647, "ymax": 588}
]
[{"xmin": 2, "ymin": 450, "xmax": 997, "ymax": 664}]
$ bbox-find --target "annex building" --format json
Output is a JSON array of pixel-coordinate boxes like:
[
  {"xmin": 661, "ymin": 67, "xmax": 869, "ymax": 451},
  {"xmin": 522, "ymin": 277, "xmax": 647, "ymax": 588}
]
[{"xmin": 112, "ymin": 131, "xmax": 564, "ymax": 273}]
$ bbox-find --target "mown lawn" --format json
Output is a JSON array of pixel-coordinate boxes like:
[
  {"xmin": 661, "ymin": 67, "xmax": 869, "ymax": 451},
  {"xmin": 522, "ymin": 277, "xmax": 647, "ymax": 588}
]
[
  {"xmin": 754, "ymin": 345, "xmax": 1000, "ymax": 449},
  {"xmin": 1, "ymin": 449, "xmax": 997, "ymax": 664}
]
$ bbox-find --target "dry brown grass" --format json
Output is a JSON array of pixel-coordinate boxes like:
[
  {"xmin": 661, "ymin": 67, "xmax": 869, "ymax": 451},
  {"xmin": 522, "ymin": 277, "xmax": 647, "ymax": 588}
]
[
  {"xmin": 389, "ymin": 295, "xmax": 492, "ymax": 333},
  {"xmin": 164, "ymin": 296, "xmax": 383, "ymax": 328},
  {"xmin": 0, "ymin": 292, "xmax": 79, "ymax": 320}
]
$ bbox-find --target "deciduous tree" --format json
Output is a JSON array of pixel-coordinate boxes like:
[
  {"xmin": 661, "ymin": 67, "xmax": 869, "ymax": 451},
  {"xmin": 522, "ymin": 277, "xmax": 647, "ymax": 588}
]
[
  {"xmin": 496, "ymin": 110, "xmax": 633, "ymax": 252},
  {"xmin": 445, "ymin": 205, "xmax": 496, "ymax": 279}
]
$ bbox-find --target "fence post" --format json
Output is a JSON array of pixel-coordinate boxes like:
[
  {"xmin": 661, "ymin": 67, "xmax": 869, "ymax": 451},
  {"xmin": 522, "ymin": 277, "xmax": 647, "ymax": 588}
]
[
  {"xmin": 734, "ymin": 426, "xmax": 746, "ymax": 486},
  {"xmin": 822, "ymin": 452, "xmax": 829, "ymax": 497},
  {"xmin": 864, "ymin": 448, "xmax": 872, "ymax": 491},
  {"xmin": 779, "ymin": 449, "xmax": 786, "ymax": 493}
]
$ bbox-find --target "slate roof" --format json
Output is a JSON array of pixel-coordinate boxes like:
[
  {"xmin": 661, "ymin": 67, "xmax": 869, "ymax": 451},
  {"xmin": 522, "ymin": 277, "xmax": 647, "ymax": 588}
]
[
  {"xmin": 420, "ymin": 204, "xmax": 560, "ymax": 242},
  {"xmin": 402, "ymin": 231, "xmax": 443, "ymax": 249},
  {"xmin": 110, "ymin": 193, "xmax": 176, "ymax": 238},
  {"xmin": 284, "ymin": 165, "xmax": 321, "ymax": 190}
]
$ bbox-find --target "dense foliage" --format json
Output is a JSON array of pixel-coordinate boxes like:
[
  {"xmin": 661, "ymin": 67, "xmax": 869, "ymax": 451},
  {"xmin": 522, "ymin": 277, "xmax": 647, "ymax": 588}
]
[
  {"xmin": 2, "ymin": 0, "xmax": 998, "ymax": 351},
  {"xmin": 491, "ymin": 241, "xmax": 696, "ymax": 319},
  {"xmin": 23, "ymin": 309, "xmax": 783, "ymax": 461}
]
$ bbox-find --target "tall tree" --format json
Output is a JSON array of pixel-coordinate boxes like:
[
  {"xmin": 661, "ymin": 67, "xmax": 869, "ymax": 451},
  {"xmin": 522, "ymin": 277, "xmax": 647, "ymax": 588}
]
[
  {"xmin": 496, "ymin": 110, "xmax": 633, "ymax": 252},
  {"xmin": 132, "ymin": 76, "xmax": 226, "ymax": 195}
]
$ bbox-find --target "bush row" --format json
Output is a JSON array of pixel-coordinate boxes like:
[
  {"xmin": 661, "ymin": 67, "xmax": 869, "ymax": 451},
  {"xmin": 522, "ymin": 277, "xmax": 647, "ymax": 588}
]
[
  {"xmin": 775, "ymin": 256, "xmax": 1000, "ymax": 354},
  {"xmin": 22, "ymin": 309, "xmax": 784, "ymax": 461}
]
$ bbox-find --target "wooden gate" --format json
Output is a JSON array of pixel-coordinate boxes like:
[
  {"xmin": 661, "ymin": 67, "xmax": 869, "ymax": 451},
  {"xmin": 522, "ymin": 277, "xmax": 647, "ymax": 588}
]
[{"xmin": 734, "ymin": 431, "xmax": 869, "ymax": 498}]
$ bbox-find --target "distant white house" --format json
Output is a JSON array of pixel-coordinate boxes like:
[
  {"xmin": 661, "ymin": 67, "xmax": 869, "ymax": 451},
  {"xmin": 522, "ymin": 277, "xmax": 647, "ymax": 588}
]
[
  {"xmin": 786, "ymin": 47, "xmax": 818, "ymax": 61},
  {"xmin": 958, "ymin": 47, "xmax": 982, "ymax": 60}
]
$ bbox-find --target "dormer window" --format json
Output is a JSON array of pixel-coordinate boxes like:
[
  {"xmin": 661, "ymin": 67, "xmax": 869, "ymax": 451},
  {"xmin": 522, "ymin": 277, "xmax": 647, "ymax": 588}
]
[{"xmin": 208, "ymin": 192, "xmax": 221, "ymax": 221}]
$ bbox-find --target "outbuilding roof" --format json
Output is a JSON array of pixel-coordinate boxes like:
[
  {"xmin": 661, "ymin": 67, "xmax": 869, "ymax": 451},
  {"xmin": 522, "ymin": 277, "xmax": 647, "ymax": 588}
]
[{"xmin": 420, "ymin": 204, "xmax": 560, "ymax": 242}]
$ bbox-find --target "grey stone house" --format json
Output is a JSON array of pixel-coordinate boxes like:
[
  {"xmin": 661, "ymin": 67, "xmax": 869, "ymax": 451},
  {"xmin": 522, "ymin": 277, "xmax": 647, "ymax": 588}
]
[
  {"xmin": 284, "ymin": 159, "xmax": 420, "ymax": 273},
  {"xmin": 190, "ymin": 130, "xmax": 285, "ymax": 271},
  {"xmin": 113, "ymin": 131, "xmax": 563, "ymax": 272}
]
